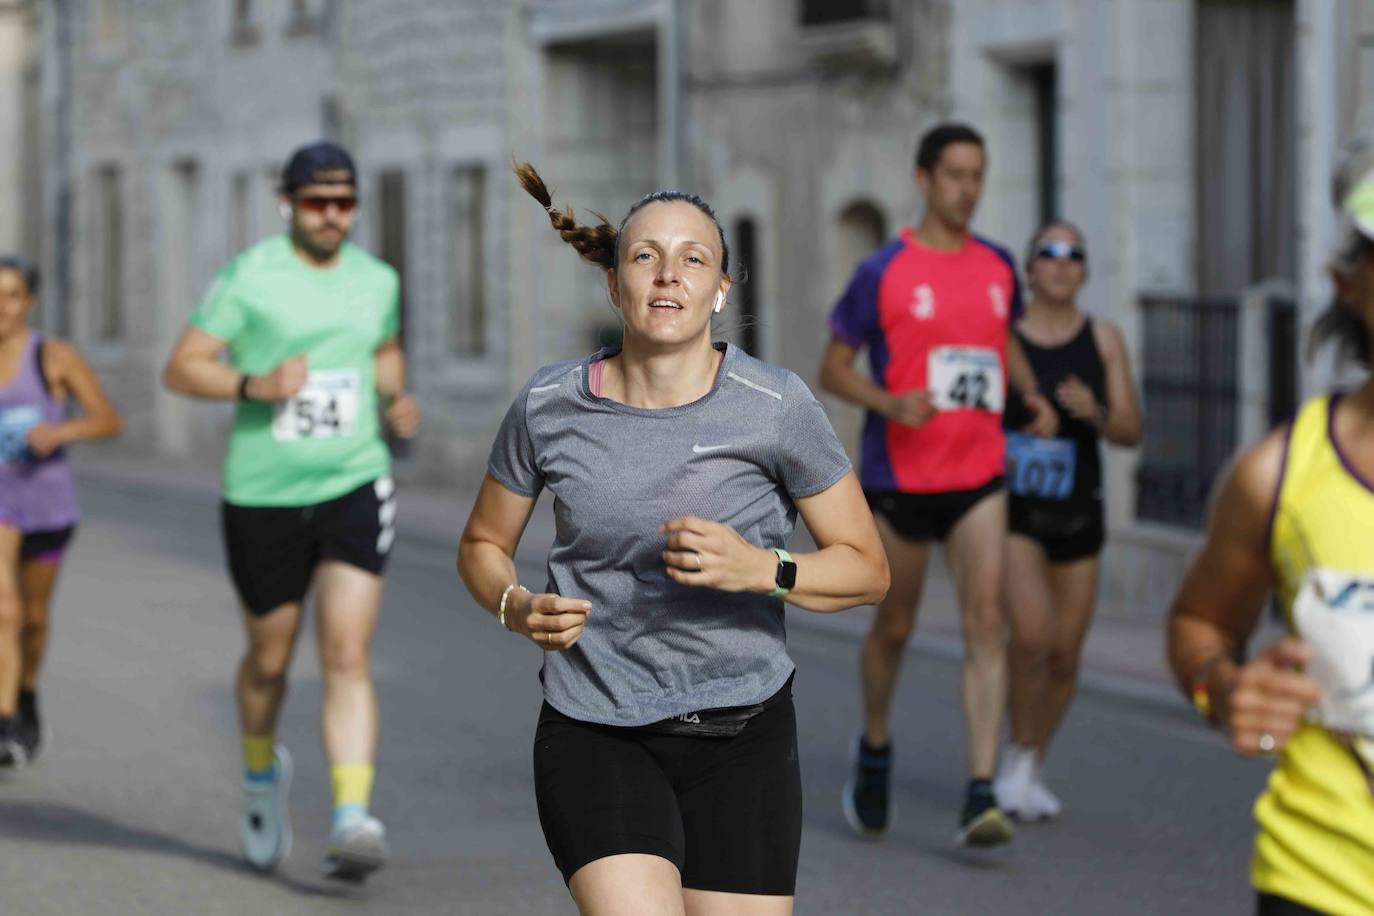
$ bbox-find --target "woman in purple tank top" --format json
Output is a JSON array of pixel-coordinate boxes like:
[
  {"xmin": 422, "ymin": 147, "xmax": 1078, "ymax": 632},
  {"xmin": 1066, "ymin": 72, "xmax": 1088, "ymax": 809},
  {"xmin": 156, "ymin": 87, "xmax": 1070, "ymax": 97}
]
[{"xmin": 0, "ymin": 257, "xmax": 122, "ymax": 766}]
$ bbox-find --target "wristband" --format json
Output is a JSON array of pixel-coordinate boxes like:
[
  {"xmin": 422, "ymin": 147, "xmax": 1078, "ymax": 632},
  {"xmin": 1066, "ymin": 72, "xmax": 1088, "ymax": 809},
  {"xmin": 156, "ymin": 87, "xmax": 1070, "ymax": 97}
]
[
  {"xmin": 1190, "ymin": 652, "xmax": 1231, "ymax": 722},
  {"xmin": 238, "ymin": 373, "xmax": 254, "ymax": 402},
  {"xmin": 498, "ymin": 584, "xmax": 527, "ymax": 631}
]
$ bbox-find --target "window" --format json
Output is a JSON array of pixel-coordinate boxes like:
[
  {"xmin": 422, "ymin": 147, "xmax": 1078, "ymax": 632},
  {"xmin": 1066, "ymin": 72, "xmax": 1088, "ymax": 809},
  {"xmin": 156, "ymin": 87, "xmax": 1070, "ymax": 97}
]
[
  {"xmin": 232, "ymin": 0, "xmax": 259, "ymax": 44},
  {"xmin": 836, "ymin": 201, "xmax": 886, "ymax": 280},
  {"xmin": 1135, "ymin": 294, "xmax": 1238, "ymax": 528},
  {"xmin": 447, "ymin": 166, "xmax": 486, "ymax": 357},
  {"xmin": 229, "ymin": 171, "xmax": 251, "ymax": 255},
  {"xmin": 1195, "ymin": 0, "xmax": 1295, "ymax": 297},
  {"xmin": 94, "ymin": 166, "xmax": 124, "ymax": 342},
  {"xmin": 163, "ymin": 160, "xmax": 199, "ymax": 322},
  {"xmin": 1029, "ymin": 62, "xmax": 1058, "ymax": 226},
  {"xmin": 377, "ymin": 171, "xmax": 407, "ymax": 345},
  {"xmin": 287, "ymin": 0, "xmax": 325, "ymax": 37},
  {"xmin": 732, "ymin": 218, "xmax": 760, "ymax": 356},
  {"xmin": 800, "ymin": 0, "xmax": 890, "ymax": 26}
]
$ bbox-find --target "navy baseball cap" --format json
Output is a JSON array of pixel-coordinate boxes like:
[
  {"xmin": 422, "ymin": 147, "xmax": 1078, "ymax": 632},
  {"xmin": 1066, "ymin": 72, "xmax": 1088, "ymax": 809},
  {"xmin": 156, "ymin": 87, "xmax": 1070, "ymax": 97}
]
[{"xmin": 280, "ymin": 141, "xmax": 357, "ymax": 194}]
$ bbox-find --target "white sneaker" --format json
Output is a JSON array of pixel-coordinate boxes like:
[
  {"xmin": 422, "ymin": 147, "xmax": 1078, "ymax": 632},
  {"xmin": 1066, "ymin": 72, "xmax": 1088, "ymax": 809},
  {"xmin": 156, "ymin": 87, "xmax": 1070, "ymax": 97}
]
[
  {"xmin": 322, "ymin": 813, "xmax": 388, "ymax": 883},
  {"xmin": 992, "ymin": 745, "xmax": 1034, "ymax": 819},
  {"xmin": 240, "ymin": 746, "xmax": 293, "ymax": 871},
  {"xmin": 1025, "ymin": 771, "xmax": 1062, "ymax": 821}
]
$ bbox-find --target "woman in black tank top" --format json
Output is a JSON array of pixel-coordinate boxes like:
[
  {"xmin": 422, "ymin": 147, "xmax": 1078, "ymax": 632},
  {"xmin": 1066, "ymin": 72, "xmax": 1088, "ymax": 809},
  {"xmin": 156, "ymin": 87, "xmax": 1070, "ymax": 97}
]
[{"xmin": 994, "ymin": 222, "xmax": 1143, "ymax": 822}]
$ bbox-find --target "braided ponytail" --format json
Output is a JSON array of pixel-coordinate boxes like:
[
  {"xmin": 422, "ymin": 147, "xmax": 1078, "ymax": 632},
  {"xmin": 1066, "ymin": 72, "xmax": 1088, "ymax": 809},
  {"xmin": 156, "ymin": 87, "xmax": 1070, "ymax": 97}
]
[{"xmin": 513, "ymin": 161, "xmax": 618, "ymax": 270}]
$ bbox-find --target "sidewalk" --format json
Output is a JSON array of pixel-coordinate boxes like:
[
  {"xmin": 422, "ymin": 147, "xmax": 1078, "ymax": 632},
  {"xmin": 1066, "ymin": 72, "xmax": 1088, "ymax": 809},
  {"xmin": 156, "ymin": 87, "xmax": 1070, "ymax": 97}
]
[{"xmin": 73, "ymin": 453, "xmax": 1202, "ymax": 711}]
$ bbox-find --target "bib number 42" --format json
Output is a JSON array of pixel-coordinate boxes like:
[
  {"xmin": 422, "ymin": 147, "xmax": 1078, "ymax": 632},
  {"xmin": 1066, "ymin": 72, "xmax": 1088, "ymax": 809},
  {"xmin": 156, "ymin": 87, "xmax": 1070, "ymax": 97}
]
[
  {"xmin": 927, "ymin": 346, "xmax": 1005, "ymax": 413},
  {"xmin": 948, "ymin": 372, "xmax": 992, "ymax": 410}
]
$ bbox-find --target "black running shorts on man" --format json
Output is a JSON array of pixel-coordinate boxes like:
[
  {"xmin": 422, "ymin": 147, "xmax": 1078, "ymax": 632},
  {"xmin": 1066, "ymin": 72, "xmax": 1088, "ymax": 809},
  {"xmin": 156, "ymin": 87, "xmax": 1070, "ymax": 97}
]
[
  {"xmin": 865, "ymin": 476, "xmax": 1005, "ymax": 543},
  {"xmin": 222, "ymin": 476, "xmax": 396, "ymax": 616},
  {"xmin": 532, "ymin": 682, "xmax": 802, "ymax": 896}
]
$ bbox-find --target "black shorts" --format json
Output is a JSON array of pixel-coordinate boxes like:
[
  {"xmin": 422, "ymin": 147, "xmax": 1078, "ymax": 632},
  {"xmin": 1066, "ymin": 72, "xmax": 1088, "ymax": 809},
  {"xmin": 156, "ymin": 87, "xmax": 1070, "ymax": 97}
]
[
  {"xmin": 221, "ymin": 477, "xmax": 396, "ymax": 617},
  {"xmin": 1256, "ymin": 894, "xmax": 1325, "ymax": 915},
  {"xmin": 533, "ymin": 685, "xmax": 802, "ymax": 896},
  {"xmin": 865, "ymin": 477, "xmax": 1005, "ymax": 542},
  {"xmin": 20, "ymin": 525, "xmax": 76, "ymax": 562},
  {"xmin": 1008, "ymin": 497, "xmax": 1104, "ymax": 564}
]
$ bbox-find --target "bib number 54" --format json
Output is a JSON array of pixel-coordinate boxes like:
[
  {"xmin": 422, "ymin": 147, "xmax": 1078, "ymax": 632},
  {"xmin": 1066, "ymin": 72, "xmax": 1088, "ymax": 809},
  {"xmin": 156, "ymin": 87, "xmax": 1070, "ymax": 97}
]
[{"xmin": 271, "ymin": 369, "xmax": 360, "ymax": 442}]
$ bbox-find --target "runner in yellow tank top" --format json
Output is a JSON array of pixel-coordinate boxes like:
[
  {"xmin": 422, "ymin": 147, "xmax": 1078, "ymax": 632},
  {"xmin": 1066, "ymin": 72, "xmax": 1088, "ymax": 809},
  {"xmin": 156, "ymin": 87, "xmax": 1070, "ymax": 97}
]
[{"xmin": 1169, "ymin": 139, "xmax": 1374, "ymax": 916}]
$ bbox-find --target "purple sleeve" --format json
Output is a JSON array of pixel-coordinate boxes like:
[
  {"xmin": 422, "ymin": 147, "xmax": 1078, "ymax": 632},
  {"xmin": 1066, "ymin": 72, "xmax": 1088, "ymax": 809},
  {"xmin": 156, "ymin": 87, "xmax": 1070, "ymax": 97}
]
[{"xmin": 828, "ymin": 256, "xmax": 884, "ymax": 349}]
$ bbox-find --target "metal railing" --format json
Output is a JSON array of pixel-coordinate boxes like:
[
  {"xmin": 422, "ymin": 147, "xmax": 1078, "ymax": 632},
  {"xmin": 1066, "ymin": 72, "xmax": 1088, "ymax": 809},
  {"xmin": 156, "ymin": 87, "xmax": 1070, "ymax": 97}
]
[
  {"xmin": 1135, "ymin": 295, "xmax": 1240, "ymax": 528},
  {"xmin": 1134, "ymin": 290, "xmax": 1297, "ymax": 529}
]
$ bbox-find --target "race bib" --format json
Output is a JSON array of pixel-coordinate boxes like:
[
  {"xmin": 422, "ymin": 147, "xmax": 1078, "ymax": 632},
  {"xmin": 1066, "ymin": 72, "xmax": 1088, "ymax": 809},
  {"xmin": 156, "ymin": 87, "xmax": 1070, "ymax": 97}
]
[
  {"xmin": 271, "ymin": 369, "xmax": 360, "ymax": 442},
  {"xmin": 1292, "ymin": 567, "xmax": 1374, "ymax": 738},
  {"xmin": 0, "ymin": 405, "xmax": 41, "ymax": 463},
  {"xmin": 927, "ymin": 346, "xmax": 1004, "ymax": 413},
  {"xmin": 1006, "ymin": 433, "xmax": 1077, "ymax": 500}
]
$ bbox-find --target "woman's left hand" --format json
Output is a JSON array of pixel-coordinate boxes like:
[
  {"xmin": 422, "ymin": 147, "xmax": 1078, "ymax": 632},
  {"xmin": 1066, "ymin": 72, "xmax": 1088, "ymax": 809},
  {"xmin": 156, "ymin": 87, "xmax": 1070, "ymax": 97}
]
[
  {"xmin": 1054, "ymin": 374, "xmax": 1101, "ymax": 426},
  {"xmin": 662, "ymin": 516, "xmax": 774, "ymax": 593}
]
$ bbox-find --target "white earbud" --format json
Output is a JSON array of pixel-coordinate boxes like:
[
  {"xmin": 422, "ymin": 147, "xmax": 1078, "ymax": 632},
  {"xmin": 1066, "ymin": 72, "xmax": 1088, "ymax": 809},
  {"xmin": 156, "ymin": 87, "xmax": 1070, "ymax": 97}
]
[
  {"xmin": 713, "ymin": 291, "xmax": 724, "ymax": 313},
  {"xmin": 278, "ymin": 202, "xmax": 292, "ymax": 221}
]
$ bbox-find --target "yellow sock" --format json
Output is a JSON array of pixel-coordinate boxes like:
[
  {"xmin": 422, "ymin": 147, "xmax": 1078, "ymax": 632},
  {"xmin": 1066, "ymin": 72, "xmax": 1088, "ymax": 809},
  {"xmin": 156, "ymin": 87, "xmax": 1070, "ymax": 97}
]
[
  {"xmin": 331, "ymin": 764, "xmax": 374, "ymax": 811},
  {"xmin": 243, "ymin": 735, "xmax": 275, "ymax": 776}
]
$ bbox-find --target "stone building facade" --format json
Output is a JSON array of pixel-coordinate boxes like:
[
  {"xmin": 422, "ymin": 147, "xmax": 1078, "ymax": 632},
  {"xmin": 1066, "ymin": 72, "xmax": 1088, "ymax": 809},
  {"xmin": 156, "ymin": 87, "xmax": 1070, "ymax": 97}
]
[{"xmin": 13, "ymin": 0, "xmax": 1374, "ymax": 618}]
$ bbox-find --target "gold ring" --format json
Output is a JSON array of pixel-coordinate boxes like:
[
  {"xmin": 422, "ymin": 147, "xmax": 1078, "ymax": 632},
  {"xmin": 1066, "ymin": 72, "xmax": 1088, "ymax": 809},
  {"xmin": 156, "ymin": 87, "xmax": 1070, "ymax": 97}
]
[{"xmin": 695, "ymin": 553, "xmax": 703, "ymax": 571}]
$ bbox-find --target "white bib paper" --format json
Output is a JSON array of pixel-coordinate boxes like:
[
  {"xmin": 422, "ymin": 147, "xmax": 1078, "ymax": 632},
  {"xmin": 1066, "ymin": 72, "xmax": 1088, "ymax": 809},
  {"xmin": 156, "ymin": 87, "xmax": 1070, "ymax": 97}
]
[
  {"xmin": 271, "ymin": 369, "xmax": 360, "ymax": 442},
  {"xmin": 927, "ymin": 346, "xmax": 1004, "ymax": 413},
  {"xmin": 1292, "ymin": 566, "xmax": 1374, "ymax": 738}
]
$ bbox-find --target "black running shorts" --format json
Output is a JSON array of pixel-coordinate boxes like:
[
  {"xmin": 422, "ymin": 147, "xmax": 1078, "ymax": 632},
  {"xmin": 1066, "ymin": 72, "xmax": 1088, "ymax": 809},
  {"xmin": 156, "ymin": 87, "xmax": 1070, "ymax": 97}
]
[
  {"xmin": 864, "ymin": 476, "xmax": 1005, "ymax": 543},
  {"xmin": 20, "ymin": 525, "xmax": 76, "ymax": 562},
  {"xmin": 221, "ymin": 477, "xmax": 396, "ymax": 616},
  {"xmin": 532, "ymin": 683, "xmax": 802, "ymax": 896},
  {"xmin": 1008, "ymin": 498, "xmax": 1104, "ymax": 564}
]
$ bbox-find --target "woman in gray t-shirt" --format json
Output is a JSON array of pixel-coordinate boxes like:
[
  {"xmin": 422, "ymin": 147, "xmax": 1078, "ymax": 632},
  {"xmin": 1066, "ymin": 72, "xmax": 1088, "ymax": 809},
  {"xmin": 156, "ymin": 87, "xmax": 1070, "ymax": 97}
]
[{"xmin": 457, "ymin": 164, "xmax": 888, "ymax": 913}]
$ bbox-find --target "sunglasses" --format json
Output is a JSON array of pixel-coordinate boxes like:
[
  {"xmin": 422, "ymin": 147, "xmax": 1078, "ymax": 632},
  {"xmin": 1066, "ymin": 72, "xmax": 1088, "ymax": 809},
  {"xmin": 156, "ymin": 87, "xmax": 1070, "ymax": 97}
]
[
  {"xmin": 295, "ymin": 195, "xmax": 358, "ymax": 214},
  {"xmin": 1034, "ymin": 241, "xmax": 1086, "ymax": 262}
]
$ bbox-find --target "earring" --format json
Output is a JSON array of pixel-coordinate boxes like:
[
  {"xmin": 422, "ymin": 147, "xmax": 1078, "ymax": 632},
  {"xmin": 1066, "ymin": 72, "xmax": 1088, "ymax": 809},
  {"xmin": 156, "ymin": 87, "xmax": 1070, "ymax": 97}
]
[
  {"xmin": 713, "ymin": 291, "xmax": 724, "ymax": 313},
  {"xmin": 278, "ymin": 202, "xmax": 292, "ymax": 221}
]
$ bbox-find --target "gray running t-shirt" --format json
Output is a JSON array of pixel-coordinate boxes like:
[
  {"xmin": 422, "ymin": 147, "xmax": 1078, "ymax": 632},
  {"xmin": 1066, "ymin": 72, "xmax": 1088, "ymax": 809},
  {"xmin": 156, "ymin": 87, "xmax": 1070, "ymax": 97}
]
[{"xmin": 489, "ymin": 343, "xmax": 852, "ymax": 726}]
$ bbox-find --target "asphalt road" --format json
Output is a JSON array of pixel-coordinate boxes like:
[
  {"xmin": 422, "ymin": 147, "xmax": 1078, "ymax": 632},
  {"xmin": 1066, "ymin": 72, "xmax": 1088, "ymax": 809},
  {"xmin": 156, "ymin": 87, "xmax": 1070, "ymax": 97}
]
[{"xmin": 0, "ymin": 475, "xmax": 1272, "ymax": 915}]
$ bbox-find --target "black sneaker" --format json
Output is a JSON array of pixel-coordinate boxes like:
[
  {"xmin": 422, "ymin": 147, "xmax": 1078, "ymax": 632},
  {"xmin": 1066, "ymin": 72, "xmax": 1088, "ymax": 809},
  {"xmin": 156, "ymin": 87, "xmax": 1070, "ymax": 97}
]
[
  {"xmin": 842, "ymin": 735, "xmax": 892, "ymax": 836},
  {"xmin": 0, "ymin": 717, "xmax": 21, "ymax": 769},
  {"xmin": 957, "ymin": 780, "xmax": 1013, "ymax": 847},
  {"xmin": 16, "ymin": 690, "xmax": 40, "ymax": 760}
]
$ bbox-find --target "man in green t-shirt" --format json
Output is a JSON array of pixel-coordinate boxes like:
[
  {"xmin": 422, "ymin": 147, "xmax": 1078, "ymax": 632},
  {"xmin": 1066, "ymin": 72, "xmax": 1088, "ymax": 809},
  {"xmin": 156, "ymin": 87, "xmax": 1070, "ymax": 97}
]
[{"xmin": 164, "ymin": 141, "xmax": 420, "ymax": 883}]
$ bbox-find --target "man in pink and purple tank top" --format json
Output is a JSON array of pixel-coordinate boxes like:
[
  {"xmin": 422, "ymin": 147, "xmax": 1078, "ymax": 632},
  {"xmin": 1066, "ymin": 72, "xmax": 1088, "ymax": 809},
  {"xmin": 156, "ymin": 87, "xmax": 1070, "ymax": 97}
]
[{"xmin": 0, "ymin": 256, "xmax": 122, "ymax": 766}]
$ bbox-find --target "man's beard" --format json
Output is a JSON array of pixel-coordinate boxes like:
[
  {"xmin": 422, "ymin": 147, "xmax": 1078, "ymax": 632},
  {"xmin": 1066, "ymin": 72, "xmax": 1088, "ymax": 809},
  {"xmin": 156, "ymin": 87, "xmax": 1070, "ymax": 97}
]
[{"xmin": 293, "ymin": 224, "xmax": 346, "ymax": 263}]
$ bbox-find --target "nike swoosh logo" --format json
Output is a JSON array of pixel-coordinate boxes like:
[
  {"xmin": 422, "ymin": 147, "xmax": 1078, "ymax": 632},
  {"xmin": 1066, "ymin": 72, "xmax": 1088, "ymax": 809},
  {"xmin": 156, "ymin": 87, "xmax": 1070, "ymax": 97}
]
[{"xmin": 692, "ymin": 443, "xmax": 729, "ymax": 454}]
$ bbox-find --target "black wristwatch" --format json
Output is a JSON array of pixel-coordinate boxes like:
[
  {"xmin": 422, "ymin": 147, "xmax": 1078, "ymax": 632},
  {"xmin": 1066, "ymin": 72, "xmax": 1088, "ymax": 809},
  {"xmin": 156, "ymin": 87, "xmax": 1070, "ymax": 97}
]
[{"xmin": 770, "ymin": 548, "xmax": 796, "ymax": 597}]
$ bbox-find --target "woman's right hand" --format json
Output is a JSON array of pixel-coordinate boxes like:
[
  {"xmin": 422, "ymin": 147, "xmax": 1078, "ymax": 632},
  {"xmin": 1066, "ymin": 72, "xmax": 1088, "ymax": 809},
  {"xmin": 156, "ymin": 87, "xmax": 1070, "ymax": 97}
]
[
  {"xmin": 508, "ymin": 589, "xmax": 592, "ymax": 652},
  {"xmin": 1220, "ymin": 637, "xmax": 1323, "ymax": 756}
]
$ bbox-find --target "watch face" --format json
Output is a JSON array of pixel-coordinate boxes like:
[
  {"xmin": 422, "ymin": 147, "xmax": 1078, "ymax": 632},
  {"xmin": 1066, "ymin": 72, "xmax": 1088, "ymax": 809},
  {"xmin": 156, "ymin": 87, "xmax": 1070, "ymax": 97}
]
[{"xmin": 776, "ymin": 559, "xmax": 798, "ymax": 590}]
